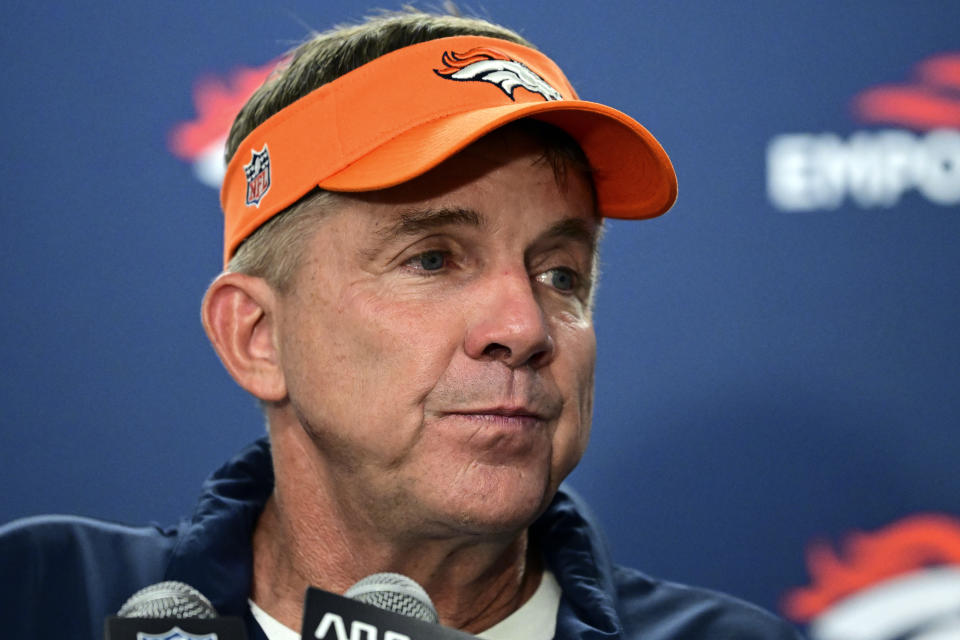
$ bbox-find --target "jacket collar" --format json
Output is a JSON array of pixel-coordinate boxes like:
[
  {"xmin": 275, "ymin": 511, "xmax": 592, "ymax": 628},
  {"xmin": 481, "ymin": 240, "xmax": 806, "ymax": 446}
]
[
  {"xmin": 164, "ymin": 437, "xmax": 273, "ymax": 619},
  {"xmin": 532, "ymin": 488, "xmax": 624, "ymax": 638}
]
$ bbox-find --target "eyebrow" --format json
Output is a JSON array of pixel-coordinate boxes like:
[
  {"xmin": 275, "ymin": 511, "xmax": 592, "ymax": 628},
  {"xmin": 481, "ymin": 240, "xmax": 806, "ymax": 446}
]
[
  {"xmin": 375, "ymin": 206, "xmax": 484, "ymax": 242},
  {"xmin": 366, "ymin": 205, "xmax": 599, "ymax": 261},
  {"xmin": 537, "ymin": 217, "xmax": 600, "ymax": 254}
]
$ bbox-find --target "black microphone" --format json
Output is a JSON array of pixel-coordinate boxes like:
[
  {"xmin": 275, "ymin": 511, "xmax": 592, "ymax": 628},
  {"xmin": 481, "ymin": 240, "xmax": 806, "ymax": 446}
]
[
  {"xmin": 105, "ymin": 580, "xmax": 247, "ymax": 639},
  {"xmin": 303, "ymin": 572, "xmax": 480, "ymax": 639}
]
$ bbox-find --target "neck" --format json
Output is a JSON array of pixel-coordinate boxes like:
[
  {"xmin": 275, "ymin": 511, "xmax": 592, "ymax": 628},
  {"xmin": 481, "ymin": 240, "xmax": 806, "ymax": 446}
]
[{"xmin": 250, "ymin": 413, "xmax": 543, "ymax": 633}]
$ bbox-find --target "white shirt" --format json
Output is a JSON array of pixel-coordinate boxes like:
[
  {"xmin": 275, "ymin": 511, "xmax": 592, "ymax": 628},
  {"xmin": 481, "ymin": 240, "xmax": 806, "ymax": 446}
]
[{"xmin": 250, "ymin": 568, "xmax": 562, "ymax": 640}]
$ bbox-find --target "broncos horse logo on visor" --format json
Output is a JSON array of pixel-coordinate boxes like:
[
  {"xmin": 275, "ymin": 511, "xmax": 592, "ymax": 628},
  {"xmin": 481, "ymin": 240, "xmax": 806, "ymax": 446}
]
[{"xmin": 435, "ymin": 47, "xmax": 563, "ymax": 102}]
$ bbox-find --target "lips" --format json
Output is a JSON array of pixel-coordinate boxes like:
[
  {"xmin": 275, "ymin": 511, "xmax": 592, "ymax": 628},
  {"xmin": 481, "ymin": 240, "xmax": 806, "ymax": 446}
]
[
  {"xmin": 450, "ymin": 406, "xmax": 546, "ymax": 420},
  {"xmin": 426, "ymin": 373, "xmax": 564, "ymax": 426},
  {"xmin": 444, "ymin": 412, "xmax": 544, "ymax": 433}
]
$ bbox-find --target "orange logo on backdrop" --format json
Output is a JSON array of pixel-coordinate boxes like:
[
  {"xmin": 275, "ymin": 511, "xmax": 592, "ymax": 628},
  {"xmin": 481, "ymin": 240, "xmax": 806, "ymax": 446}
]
[
  {"xmin": 783, "ymin": 513, "xmax": 960, "ymax": 622},
  {"xmin": 168, "ymin": 60, "xmax": 281, "ymax": 188},
  {"xmin": 853, "ymin": 53, "xmax": 960, "ymax": 129},
  {"xmin": 767, "ymin": 51, "xmax": 960, "ymax": 212}
]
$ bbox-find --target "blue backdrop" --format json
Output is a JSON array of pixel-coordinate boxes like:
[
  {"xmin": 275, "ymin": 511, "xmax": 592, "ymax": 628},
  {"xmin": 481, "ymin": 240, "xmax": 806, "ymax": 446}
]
[{"xmin": 3, "ymin": 3, "xmax": 959, "ymax": 637}]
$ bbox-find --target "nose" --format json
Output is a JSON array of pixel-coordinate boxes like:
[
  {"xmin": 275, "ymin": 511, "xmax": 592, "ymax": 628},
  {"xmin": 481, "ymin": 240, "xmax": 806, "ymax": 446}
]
[{"xmin": 464, "ymin": 270, "xmax": 555, "ymax": 369}]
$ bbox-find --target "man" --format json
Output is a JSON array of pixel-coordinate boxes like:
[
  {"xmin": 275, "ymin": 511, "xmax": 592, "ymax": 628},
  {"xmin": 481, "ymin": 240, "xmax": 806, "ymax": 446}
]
[{"xmin": 0, "ymin": 10, "xmax": 803, "ymax": 640}]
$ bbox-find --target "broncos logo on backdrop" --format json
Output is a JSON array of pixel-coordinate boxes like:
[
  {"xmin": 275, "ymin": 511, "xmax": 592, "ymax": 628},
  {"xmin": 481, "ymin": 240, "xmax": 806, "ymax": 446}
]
[
  {"xmin": 766, "ymin": 50, "xmax": 960, "ymax": 212},
  {"xmin": 782, "ymin": 513, "xmax": 960, "ymax": 640},
  {"xmin": 168, "ymin": 59, "xmax": 281, "ymax": 189},
  {"xmin": 434, "ymin": 47, "xmax": 563, "ymax": 102}
]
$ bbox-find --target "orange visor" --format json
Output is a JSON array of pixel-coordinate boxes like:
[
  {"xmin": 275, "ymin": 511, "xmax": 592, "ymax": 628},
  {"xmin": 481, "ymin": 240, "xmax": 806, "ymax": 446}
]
[{"xmin": 220, "ymin": 35, "xmax": 677, "ymax": 265}]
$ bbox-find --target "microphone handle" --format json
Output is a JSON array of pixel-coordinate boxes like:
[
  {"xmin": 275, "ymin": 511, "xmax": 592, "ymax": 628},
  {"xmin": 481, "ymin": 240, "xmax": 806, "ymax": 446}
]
[
  {"xmin": 104, "ymin": 615, "xmax": 248, "ymax": 640},
  {"xmin": 304, "ymin": 587, "xmax": 480, "ymax": 639}
]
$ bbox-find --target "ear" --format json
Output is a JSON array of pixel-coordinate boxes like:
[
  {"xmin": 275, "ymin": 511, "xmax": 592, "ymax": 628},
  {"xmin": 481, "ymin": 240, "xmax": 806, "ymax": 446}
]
[{"xmin": 201, "ymin": 272, "xmax": 287, "ymax": 402}]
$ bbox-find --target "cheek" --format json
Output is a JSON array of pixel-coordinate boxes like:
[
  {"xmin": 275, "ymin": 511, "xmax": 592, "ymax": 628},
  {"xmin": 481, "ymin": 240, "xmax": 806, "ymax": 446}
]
[
  {"xmin": 554, "ymin": 314, "xmax": 597, "ymax": 401},
  {"xmin": 551, "ymin": 319, "xmax": 597, "ymax": 476},
  {"xmin": 282, "ymin": 284, "xmax": 465, "ymax": 432},
  {"xmin": 356, "ymin": 290, "xmax": 467, "ymax": 395}
]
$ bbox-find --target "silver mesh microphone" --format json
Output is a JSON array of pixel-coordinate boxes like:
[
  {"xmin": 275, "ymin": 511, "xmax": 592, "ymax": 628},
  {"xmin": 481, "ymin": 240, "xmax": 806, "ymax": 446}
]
[
  {"xmin": 117, "ymin": 580, "xmax": 217, "ymax": 619},
  {"xmin": 344, "ymin": 572, "xmax": 439, "ymax": 624}
]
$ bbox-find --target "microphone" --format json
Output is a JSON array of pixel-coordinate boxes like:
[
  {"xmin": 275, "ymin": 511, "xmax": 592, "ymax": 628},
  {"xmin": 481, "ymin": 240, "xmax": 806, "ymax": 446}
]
[
  {"xmin": 117, "ymin": 581, "xmax": 217, "ymax": 618},
  {"xmin": 303, "ymin": 572, "xmax": 479, "ymax": 639},
  {"xmin": 344, "ymin": 572, "xmax": 439, "ymax": 623},
  {"xmin": 105, "ymin": 580, "xmax": 247, "ymax": 639}
]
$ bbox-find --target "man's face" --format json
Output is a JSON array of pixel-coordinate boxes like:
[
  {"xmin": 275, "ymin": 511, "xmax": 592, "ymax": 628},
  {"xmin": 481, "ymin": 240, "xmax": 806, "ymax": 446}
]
[{"xmin": 272, "ymin": 129, "xmax": 598, "ymax": 538}]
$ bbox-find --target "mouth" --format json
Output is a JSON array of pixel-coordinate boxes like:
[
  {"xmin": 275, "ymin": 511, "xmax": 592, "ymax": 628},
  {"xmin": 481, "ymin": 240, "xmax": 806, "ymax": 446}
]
[
  {"xmin": 431, "ymin": 403, "xmax": 559, "ymax": 456},
  {"xmin": 441, "ymin": 406, "xmax": 549, "ymax": 427}
]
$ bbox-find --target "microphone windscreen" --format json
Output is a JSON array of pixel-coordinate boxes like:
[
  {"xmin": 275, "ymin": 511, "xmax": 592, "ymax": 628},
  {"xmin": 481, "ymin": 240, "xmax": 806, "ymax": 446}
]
[
  {"xmin": 344, "ymin": 572, "xmax": 439, "ymax": 623},
  {"xmin": 116, "ymin": 580, "xmax": 217, "ymax": 619}
]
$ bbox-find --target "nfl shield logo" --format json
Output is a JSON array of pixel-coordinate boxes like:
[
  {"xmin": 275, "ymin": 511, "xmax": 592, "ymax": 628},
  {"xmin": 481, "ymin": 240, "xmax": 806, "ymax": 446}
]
[
  {"xmin": 243, "ymin": 144, "xmax": 271, "ymax": 207},
  {"xmin": 136, "ymin": 627, "xmax": 217, "ymax": 640}
]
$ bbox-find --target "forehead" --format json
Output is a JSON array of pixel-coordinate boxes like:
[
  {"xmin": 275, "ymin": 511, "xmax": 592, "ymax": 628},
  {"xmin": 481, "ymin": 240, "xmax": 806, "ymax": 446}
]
[{"xmin": 341, "ymin": 125, "xmax": 599, "ymax": 230}]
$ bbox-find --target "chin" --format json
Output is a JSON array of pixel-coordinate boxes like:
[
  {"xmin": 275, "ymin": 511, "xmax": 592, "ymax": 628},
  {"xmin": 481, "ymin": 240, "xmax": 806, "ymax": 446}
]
[{"xmin": 438, "ymin": 467, "xmax": 557, "ymax": 536}]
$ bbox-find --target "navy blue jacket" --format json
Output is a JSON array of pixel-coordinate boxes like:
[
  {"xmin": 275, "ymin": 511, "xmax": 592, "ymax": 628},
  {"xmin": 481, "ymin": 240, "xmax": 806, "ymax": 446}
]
[{"xmin": 1, "ymin": 438, "xmax": 803, "ymax": 639}]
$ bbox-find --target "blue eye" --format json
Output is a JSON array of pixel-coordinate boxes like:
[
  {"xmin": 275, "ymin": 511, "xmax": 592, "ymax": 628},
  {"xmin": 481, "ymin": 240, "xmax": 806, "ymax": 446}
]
[
  {"xmin": 416, "ymin": 250, "xmax": 446, "ymax": 271},
  {"xmin": 544, "ymin": 267, "xmax": 577, "ymax": 292}
]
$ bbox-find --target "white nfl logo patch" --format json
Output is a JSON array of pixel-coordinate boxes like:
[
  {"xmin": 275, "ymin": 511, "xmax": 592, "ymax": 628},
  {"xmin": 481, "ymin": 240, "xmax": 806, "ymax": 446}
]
[{"xmin": 243, "ymin": 144, "xmax": 271, "ymax": 207}]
